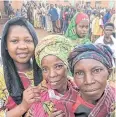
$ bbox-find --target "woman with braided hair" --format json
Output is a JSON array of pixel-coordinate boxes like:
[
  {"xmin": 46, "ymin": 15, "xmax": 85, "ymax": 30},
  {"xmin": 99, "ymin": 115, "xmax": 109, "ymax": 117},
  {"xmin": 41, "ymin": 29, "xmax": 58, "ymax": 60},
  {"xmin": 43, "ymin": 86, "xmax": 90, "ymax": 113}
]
[
  {"xmin": 0, "ymin": 17, "xmax": 42, "ymax": 117},
  {"xmin": 68, "ymin": 43, "xmax": 115, "ymax": 117}
]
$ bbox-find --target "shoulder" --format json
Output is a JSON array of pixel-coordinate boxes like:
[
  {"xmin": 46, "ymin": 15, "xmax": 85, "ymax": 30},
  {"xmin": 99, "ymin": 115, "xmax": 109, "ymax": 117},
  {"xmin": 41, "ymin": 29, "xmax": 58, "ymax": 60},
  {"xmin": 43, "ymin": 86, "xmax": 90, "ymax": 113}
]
[
  {"xmin": 0, "ymin": 66, "xmax": 6, "ymax": 88},
  {"xmin": 95, "ymin": 36, "xmax": 104, "ymax": 44}
]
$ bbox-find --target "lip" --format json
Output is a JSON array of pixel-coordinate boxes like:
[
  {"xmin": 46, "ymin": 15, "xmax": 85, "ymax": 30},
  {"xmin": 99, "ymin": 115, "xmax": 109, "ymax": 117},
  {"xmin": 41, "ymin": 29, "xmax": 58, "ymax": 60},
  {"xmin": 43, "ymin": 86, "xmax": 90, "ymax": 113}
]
[
  {"xmin": 49, "ymin": 79, "xmax": 61, "ymax": 85},
  {"xmin": 84, "ymin": 88, "xmax": 100, "ymax": 92},
  {"xmin": 17, "ymin": 53, "xmax": 28, "ymax": 58}
]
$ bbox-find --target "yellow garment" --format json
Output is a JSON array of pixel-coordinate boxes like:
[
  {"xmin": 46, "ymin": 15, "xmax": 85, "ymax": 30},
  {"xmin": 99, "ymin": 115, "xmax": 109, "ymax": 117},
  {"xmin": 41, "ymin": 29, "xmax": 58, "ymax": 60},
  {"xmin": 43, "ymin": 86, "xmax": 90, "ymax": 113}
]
[
  {"xmin": 0, "ymin": 67, "xmax": 8, "ymax": 117},
  {"xmin": 92, "ymin": 17, "xmax": 103, "ymax": 36},
  {"xmin": 0, "ymin": 67, "xmax": 47, "ymax": 117}
]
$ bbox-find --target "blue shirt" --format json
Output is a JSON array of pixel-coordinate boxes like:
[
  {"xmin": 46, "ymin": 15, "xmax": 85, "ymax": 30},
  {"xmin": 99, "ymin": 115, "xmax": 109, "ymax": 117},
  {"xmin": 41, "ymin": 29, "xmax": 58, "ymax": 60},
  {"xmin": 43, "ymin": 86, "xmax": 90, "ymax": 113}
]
[{"xmin": 49, "ymin": 8, "xmax": 58, "ymax": 21}]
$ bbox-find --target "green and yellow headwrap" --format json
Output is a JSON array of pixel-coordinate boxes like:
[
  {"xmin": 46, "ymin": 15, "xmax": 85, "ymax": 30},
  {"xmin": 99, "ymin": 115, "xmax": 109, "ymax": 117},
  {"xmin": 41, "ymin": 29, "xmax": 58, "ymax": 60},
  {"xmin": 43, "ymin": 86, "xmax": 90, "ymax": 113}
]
[{"xmin": 35, "ymin": 35, "xmax": 73, "ymax": 68}]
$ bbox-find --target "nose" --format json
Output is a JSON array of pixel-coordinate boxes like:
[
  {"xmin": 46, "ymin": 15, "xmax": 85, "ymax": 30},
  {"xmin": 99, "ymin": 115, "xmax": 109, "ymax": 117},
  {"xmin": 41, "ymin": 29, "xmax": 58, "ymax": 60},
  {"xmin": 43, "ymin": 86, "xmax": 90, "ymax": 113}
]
[
  {"xmin": 18, "ymin": 41, "xmax": 27, "ymax": 49},
  {"xmin": 84, "ymin": 73, "xmax": 95, "ymax": 84},
  {"xmin": 83, "ymin": 27, "xmax": 88, "ymax": 33},
  {"xmin": 49, "ymin": 68, "xmax": 57, "ymax": 78}
]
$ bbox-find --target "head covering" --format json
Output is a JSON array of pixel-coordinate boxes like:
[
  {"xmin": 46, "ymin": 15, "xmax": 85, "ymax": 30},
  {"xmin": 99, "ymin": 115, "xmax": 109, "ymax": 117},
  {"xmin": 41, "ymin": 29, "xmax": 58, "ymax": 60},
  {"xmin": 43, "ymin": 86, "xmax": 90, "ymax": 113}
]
[
  {"xmin": 1, "ymin": 17, "xmax": 42, "ymax": 105},
  {"xmin": 65, "ymin": 12, "xmax": 90, "ymax": 44},
  {"xmin": 68, "ymin": 43, "xmax": 113, "ymax": 74},
  {"xmin": 76, "ymin": 12, "xmax": 89, "ymax": 24},
  {"xmin": 35, "ymin": 35, "xmax": 73, "ymax": 68}
]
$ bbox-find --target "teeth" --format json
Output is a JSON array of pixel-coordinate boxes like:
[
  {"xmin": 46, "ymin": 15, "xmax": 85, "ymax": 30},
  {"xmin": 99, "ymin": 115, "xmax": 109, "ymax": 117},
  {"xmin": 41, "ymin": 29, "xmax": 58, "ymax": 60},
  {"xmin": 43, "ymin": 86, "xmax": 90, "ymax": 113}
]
[
  {"xmin": 18, "ymin": 54, "xmax": 28, "ymax": 58},
  {"xmin": 50, "ymin": 81, "xmax": 58, "ymax": 85}
]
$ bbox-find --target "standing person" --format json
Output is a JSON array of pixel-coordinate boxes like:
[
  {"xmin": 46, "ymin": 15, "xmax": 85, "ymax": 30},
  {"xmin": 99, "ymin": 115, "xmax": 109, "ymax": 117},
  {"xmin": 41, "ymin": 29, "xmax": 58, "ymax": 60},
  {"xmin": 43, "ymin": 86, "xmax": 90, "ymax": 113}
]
[
  {"xmin": 103, "ymin": 9, "xmax": 111, "ymax": 25},
  {"xmin": 95, "ymin": 23, "xmax": 116, "ymax": 65},
  {"xmin": 21, "ymin": 4, "xmax": 28, "ymax": 20},
  {"xmin": 65, "ymin": 12, "xmax": 91, "ymax": 46},
  {"xmin": 62, "ymin": 8, "xmax": 69, "ymax": 34},
  {"xmin": 0, "ymin": 17, "xmax": 42, "ymax": 117},
  {"xmin": 25, "ymin": 35, "xmax": 77, "ymax": 117},
  {"xmin": 68, "ymin": 43, "xmax": 115, "ymax": 117},
  {"xmin": 46, "ymin": 5, "xmax": 53, "ymax": 32},
  {"xmin": 33, "ymin": 6, "xmax": 39, "ymax": 28},
  {"xmin": 91, "ymin": 11, "xmax": 103, "ymax": 42},
  {"xmin": 41, "ymin": 4, "xmax": 46, "ymax": 30},
  {"xmin": 48, "ymin": 4, "xmax": 58, "ymax": 33},
  {"xmin": 55, "ymin": 4, "xmax": 61, "ymax": 33}
]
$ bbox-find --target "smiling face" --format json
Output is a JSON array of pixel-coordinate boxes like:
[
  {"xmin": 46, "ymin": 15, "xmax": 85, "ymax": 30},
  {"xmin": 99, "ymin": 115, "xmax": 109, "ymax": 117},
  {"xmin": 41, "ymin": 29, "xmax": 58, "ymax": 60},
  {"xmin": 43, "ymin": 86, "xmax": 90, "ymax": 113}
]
[
  {"xmin": 7, "ymin": 25, "xmax": 34, "ymax": 64},
  {"xmin": 76, "ymin": 19, "xmax": 89, "ymax": 38},
  {"xmin": 74, "ymin": 59, "xmax": 109, "ymax": 102},
  {"xmin": 41, "ymin": 55, "xmax": 68, "ymax": 93}
]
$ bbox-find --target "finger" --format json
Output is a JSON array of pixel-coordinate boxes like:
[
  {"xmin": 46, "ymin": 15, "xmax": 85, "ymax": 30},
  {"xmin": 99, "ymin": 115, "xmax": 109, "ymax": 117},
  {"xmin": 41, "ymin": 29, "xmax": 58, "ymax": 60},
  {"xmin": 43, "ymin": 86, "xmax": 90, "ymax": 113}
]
[
  {"xmin": 32, "ymin": 87, "xmax": 41, "ymax": 93},
  {"xmin": 51, "ymin": 110, "xmax": 64, "ymax": 117},
  {"xmin": 25, "ymin": 86, "xmax": 33, "ymax": 92}
]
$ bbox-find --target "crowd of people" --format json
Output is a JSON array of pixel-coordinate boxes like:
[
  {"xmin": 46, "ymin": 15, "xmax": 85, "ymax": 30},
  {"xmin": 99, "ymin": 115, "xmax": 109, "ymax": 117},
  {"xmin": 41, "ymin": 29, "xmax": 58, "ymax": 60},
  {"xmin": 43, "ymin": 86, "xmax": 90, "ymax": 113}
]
[{"xmin": 0, "ymin": 1, "xmax": 116, "ymax": 117}]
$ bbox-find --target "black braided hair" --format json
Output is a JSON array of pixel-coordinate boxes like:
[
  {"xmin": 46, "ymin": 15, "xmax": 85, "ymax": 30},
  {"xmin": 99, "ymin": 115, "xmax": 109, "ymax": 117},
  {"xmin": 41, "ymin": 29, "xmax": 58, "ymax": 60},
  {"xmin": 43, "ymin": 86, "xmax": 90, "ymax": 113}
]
[{"xmin": 1, "ymin": 17, "xmax": 42, "ymax": 105}]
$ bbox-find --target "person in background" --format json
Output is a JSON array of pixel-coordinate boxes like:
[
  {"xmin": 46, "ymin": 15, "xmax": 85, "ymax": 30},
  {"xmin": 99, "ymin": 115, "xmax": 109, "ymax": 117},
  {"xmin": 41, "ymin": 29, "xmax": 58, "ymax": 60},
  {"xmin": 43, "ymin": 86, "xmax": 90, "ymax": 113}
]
[
  {"xmin": 0, "ymin": 17, "xmax": 42, "ymax": 117},
  {"xmin": 103, "ymin": 9, "xmax": 111, "ymax": 25},
  {"xmin": 110, "ymin": 13, "xmax": 116, "ymax": 38},
  {"xmin": 48, "ymin": 4, "xmax": 58, "ymax": 33},
  {"xmin": 21, "ymin": 3, "xmax": 28, "ymax": 20},
  {"xmin": 65, "ymin": 12, "xmax": 91, "ymax": 46},
  {"xmin": 68, "ymin": 43, "xmax": 115, "ymax": 117},
  {"xmin": 25, "ymin": 35, "xmax": 77, "ymax": 117},
  {"xmin": 62, "ymin": 7, "xmax": 69, "ymax": 34},
  {"xmin": 91, "ymin": 11, "xmax": 104, "ymax": 42},
  {"xmin": 95, "ymin": 23, "xmax": 116, "ymax": 66}
]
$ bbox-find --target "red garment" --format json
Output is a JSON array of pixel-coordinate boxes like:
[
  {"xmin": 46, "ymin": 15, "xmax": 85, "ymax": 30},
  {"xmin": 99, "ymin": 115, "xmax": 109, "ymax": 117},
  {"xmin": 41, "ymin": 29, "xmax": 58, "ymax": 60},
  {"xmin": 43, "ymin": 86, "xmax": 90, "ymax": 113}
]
[
  {"xmin": 6, "ymin": 72, "xmax": 31, "ymax": 110},
  {"xmin": 73, "ymin": 85, "xmax": 115, "ymax": 117},
  {"xmin": 31, "ymin": 80, "xmax": 78, "ymax": 117}
]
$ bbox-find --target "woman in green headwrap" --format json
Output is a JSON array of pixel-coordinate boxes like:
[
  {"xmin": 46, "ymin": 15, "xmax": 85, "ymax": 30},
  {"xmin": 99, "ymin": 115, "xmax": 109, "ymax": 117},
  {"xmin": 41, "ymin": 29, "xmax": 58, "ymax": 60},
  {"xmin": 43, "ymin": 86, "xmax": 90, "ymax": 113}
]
[
  {"xmin": 26, "ymin": 35, "xmax": 78, "ymax": 117},
  {"xmin": 65, "ymin": 12, "xmax": 91, "ymax": 46}
]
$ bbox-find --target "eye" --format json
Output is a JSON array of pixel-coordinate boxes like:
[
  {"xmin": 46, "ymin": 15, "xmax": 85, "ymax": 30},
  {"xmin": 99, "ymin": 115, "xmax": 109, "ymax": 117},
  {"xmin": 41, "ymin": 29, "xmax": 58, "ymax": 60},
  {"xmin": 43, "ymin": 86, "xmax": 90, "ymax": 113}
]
[
  {"xmin": 42, "ymin": 67, "xmax": 48, "ymax": 73},
  {"xmin": 10, "ymin": 39, "xmax": 18, "ymax": 43},
  {"xmin": 92, "ymin": 68, "xmax": 103, "ymax": 74},
  {"xmin": 55, "ymin": 64, "xmax": 64, "ymax": 70},
  {"xmin": 74, "ymin": 71, "xmax": 85, "ymax": 78},
  {"xmin": 86, "ymin": 26, "xmax": 89, "ymax": 29},
  {"xmin": 25, "ymin": 39, "xmax": 33, "ymax": 43}
]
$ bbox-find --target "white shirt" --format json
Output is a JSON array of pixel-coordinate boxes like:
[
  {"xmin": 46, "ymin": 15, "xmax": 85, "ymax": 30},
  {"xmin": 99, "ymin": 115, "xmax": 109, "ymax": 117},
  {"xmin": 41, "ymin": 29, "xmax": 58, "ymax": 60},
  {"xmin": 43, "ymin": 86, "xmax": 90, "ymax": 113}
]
[{"xmin": 95, "ymin": 35, "xmax": 116, "ymax": 67}]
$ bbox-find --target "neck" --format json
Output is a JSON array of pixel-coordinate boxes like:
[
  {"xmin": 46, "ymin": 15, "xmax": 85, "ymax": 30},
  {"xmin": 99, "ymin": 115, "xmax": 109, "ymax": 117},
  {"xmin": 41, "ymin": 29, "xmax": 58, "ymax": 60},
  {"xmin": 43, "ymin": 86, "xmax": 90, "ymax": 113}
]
[
  {"xmin": 80, "ymin": 93, "xmax": 102, "ymax": 105},
  {"xmin": 56, "ymin": 79, "xmax": 68, "ymax": 95},
  {"xmin": 104, "ymin": 36, "xmax": 113, "ymax": 44},
  {"xmin": 14, "ymin": 61, "xmax": 32, "ymax": 72}
]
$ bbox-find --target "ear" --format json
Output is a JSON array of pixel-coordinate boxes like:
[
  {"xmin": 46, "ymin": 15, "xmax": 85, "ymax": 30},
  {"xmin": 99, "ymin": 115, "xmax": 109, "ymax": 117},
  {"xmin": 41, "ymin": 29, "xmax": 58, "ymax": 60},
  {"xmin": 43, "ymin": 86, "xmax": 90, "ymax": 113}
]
[{"xmin": 107, "ymin": 68, "xmax": 113, "ymax": 80}]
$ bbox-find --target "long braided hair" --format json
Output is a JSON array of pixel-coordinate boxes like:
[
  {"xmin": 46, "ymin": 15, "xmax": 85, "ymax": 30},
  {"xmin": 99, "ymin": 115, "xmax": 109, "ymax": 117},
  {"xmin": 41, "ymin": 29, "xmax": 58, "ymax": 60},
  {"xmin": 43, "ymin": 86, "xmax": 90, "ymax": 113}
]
[{"xmin": 1, "ymin": 17, "xmax": 42, "ymax": 105}]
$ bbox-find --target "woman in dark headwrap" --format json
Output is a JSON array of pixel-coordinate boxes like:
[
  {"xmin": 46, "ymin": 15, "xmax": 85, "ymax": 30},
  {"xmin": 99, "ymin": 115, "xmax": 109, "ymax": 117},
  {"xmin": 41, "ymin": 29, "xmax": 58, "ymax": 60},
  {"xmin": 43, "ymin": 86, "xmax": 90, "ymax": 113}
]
[
  {"xmin": 0, "ymin": 17, "xmax": 42, "ymax": 116},
  {"xmin": 68, "ymin": 43, "xmax": 115, "ymax": 117}
]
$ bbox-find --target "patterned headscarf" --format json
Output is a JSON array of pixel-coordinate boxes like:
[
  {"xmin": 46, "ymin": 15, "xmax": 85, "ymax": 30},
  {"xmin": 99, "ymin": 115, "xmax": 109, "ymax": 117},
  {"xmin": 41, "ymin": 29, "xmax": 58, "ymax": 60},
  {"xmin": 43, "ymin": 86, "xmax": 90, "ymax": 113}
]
[
  {"xmin": 65, "ymin": 12, "xmax": 91, "ymax": 45},
  {"xmin": 68, "ymin": 43, "xmax": 113, "ymax": 74},
  {"xmin": 35, "ymin": 35, "xmax": 73, "ymax": 68}
]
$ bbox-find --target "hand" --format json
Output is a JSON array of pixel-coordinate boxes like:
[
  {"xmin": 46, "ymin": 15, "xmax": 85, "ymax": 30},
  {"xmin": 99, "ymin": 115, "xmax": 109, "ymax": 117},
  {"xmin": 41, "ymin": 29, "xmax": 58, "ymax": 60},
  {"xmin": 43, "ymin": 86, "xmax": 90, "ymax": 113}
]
[
  {"xmin": 20, "ymin": 86, "xmax": 40, "ymax": 111},
  {"xmin": 49, "ymin": 108, "xmax": 65, "ymax": 117}
]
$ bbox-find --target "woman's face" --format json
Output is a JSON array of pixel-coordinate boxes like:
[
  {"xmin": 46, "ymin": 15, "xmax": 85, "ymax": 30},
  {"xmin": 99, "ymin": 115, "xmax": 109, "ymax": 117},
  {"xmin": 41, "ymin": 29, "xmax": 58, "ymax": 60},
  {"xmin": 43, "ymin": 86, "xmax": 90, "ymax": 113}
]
[
  {"xmin": 76, "ymin": 20, "xmax": 89, "ymax": 38},
  {"xmin": 41, "ymin": 55, "xmax": 68, "ymax": 91},
  {"xmin": 7, "ymin": 25, "xmax": 34, "ymax": 64},
  {"xmin": 74, "ymin": 59, "xmax": 109, "ymax": 102}
]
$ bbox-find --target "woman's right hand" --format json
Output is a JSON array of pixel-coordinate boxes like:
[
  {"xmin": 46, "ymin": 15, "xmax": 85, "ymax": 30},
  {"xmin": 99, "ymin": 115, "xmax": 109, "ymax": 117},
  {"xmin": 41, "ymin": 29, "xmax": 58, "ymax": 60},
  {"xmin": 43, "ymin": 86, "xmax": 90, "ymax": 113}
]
[
  {"xmin": 49, "ymin": 109, "xmax": 65, "ymax": 117},
  {"xmin": 20, "ymin": 86, "xmax": 40, "ymax": 111}
]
